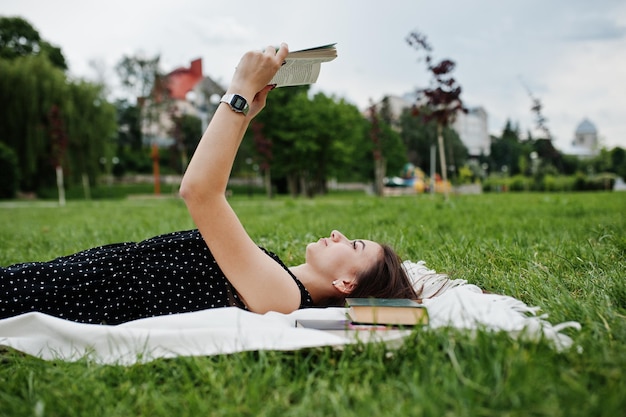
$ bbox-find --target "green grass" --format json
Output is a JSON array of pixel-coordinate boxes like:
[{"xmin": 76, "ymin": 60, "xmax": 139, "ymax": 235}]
[{"xmin": 0, "ymin": 192, "xmax": 624, "ymax": 417}]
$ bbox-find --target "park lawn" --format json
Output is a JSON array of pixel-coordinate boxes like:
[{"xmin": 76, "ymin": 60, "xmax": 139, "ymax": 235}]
[{"xmin": 0, "ymin": 192, "xmax": 624, "ymax": 417}]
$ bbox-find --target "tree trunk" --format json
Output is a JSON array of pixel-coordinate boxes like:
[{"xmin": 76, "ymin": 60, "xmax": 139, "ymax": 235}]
[
  {"xmin": 264, "ymin": 168, "xmax": 273, "ymax": 198},
  {"xmin": 437, "ymin": 123, "xmax": 449, "ymax": 200},
  {"xmin": 374, "ymin": 157, "xmax": 386, "ymax": 196},
  {"xmin": 56, "ymin": 165, "xmax": 66, "ymax": 207},
  {"xmin": 287, "ymin": 174, "xmax": 298, "ymax": 197},
  {"xmin": 151, "ymin": 143, "xmax": 161, "ymax": 195},
  {"xmin": 82, "ymin": 173, "xmax": 91, "ymax": 200}
]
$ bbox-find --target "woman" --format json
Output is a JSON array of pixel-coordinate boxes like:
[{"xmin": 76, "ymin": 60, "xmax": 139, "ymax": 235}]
[{"xmin": 0, "ymin": 44, "xmax": 417, "ymax": 325}]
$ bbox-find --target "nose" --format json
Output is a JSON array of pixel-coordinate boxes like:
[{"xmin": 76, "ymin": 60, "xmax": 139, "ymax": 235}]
[{"xmin": 330, "ymin": 230, "xmax": 347, "ymax": 242}]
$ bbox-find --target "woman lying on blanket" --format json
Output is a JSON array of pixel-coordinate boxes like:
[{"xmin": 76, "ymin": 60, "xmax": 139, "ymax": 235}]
[{"xmin": 0, "ymin": 44, "xmax": 417, "ymax": 325}]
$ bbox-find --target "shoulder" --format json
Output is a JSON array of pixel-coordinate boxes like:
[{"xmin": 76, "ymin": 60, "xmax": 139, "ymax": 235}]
[{"xmin": 260, "ymin": 248, "xmax": 314, "ymax": 309}]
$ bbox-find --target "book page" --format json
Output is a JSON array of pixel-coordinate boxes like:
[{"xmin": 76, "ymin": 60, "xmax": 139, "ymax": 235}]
[
  {"xmin": 270, "ymin": 60, "xmax": 322, "ymax": 87},
  {"xmin": 270, "ymin": 44, "xmax": 337, "ymax": 87}
]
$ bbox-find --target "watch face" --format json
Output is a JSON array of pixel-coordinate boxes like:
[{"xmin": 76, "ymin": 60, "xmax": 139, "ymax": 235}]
[{"xmin": 232, "ymin": 95, "xmax": 247, "ymax": 111}]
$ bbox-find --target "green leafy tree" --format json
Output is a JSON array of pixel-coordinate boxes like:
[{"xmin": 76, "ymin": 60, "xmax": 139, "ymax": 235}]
[
  {"xmin": 406, "ymin": 30, "xmax": 466, "ymax": 197},
  {"xmin": 169, "ymin": 113, "xmax": 202, "ymax": 173},
  {"xmin": 0, "ymin": 142, "xmax": 19, "ymax": 198},
  {"xmin": 115, "ymin": 53, "xmax": 169, "ymax": 147},
  {"xmin": 609, "ymin": 147, "xmax": 626, "ymax": 179},
  {"xmin": 0, "ymin": 16, "xmax": 67, "ymax": 70},
  {"xmin": 0, "ymin": 17, "xmax": 115, "ymax": 195},
  {"xmin": 399, "ymin": 107, "xmax": 466, "ymax": 178},
  {"xmin": 0, "ymin": 54, "xmax": 116, "ymax": 192},
  {"xmin": 115, "ymin": 54, "xmax": 162, "ymax": 100},
  {"xmin": 0, "ymin": 55, "xmax": 67, "ymax": 190},
  {"xmin": 253, "ymin": 87, "xmax": 371, "ymax": 196},
  {"xmin": 489, "ymin": 120, "xmax": 527, "ymax": 175},
  {"xmin": 367, "ymin": 98, "xmax": 408, "ymax": 195},
  {"xmin": 115, "ymin": 99, "xmax": 142, "ymax": 151},
  {"xmin": 64, "ymin": 80, "xmax": 117, "ymax": 186}
]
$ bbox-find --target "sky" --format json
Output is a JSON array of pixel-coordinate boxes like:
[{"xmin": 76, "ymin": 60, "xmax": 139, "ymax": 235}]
[{"xmin": 3, "ymin": 0, "xmax": 626, "ymax": 151}]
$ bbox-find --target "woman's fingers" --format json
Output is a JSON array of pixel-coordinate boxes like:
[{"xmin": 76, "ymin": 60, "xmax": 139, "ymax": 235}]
[
  {"xmin": 247, "ymin": 84, "xmax": 275, "ymax": 119},
  {"xmin": 228, "ymin": 43, "xmax": 289, "ymax": 104},
  {"xmin": 275, "ymin": 42, "xmax": 289, "ymax": 61}
]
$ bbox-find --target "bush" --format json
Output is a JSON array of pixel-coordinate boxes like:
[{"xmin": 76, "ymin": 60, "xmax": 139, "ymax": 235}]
[
  {"xmin": 508, "ymin": 175, "xmax": 529, "ymax": 191},
  {"xmin": 0, "ymin": 142, "xmax": 19, "ymax": 199},
  {"xmin": 482, "ymin": 173, "xmax": 615, "ymax": 193}
]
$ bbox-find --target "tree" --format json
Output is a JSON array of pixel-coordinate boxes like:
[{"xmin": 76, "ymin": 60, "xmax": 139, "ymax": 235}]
[
  {"xmin": 115, "ymin": 54, "xmax": 168, "ymax": 148},
  {"xmin": 169, "ymin": 113, "xmax": 202, "ymax": 173},
  {"xmin": 47, "ymin": 104, "xmax": 68, "ymax": 204},
  {"xmin": 115, "ymin": 53, "xmax": 170, "ymax": 194},
  {"xmin": 609, "ymin": 147, "xmax": 626, "ymax": 179},
  {"xmin": 369, "ymin": 102, "xmax": 385, "ymax": 196},
  {"xmin": 0, "ymin": 55, "xmax": 62, "ymax": 190},
  {"xmin": 0, "ymin": 16, "xmax": 67, "ymax": 70},
  {"xmin": 400, "ymin": 106, "xmax": 466, "ymax": 177},
  {"xmin": 0, "ymin": 17, "xmax": 115, "ymax": 196},
  {"xmin": 115, "ymin": 99, "xmax": 142, "ymax": 151},
  {"xmin": 64, "ymin": 80, "xmax": 117, "ymax": 190},
  {"xmin": 253, "ymin": 87, "xmax": 370, "ymax": 197},
  {"xmin": 367, "ymin": 98, "xmax": 408, "ymax": 195},
  {"xmin": 489, "ymin": 120, "xmax": 523, "ymax": 175},
  {"xmin": 0, "ymin": 142, "xmax": 19, "ymax": 198},
  {"xmin": 406, "ymin": 30, "xmax": 465, "ymax": 198},
  {"xmin": 115, "ymin": 54, "xmax": 162, "ymax": 101},
  {"xmin": 0, "ymin": 55, "xmax": 116, "ymax": 193}
]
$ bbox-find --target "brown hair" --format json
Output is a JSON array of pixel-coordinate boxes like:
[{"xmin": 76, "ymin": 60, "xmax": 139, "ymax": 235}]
[
  {"xmin": 351, "ymin": 244, "xmax": 418, "ymax": 299},
  {"xmin": 321, "ymin": 244, "xmax": 418, "ymax": 306}
]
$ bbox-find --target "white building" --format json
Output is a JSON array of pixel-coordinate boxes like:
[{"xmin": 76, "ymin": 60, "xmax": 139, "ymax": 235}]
[
  {"xmin": 564, "ymin": 118, "xmax": 599, "ymax": 158},
  {"xmin": 369, "ymin": 96, "xmax": 491, "ymax": 158},
  {"xmin": 452, "ymin": 107, "xmax": 490, "ymax": 157}
]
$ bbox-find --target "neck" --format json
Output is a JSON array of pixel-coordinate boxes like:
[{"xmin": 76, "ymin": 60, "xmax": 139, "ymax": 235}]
[{"xmin": 289, "ymin": 264, "xmax": 339, "ymax": 305}]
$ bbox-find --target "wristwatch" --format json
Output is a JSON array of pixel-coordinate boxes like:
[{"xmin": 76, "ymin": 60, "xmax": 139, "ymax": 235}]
[{"xmin": 220, "ymin": 94, "xmax": 249, "ymax": 115}]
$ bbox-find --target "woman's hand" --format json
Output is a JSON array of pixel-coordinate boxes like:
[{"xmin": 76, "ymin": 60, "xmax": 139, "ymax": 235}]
[
  {"xmin": 228, "ymin": 43, "xmax": 289, "ymax": 108},
  {"xmin": 245, "ymin": 84, "xmax": 275, "ymax": 119}
]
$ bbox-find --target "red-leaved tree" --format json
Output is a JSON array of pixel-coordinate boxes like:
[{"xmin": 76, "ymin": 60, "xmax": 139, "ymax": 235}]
[{"xmin": 406, "ymin": 30, "xmax": 465, "ymax": 198}]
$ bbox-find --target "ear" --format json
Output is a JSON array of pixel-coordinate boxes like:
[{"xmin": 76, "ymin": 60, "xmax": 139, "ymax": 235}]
[{"xmin": 333, "ymin": 278, "xmax": 356, "ymax": 295}]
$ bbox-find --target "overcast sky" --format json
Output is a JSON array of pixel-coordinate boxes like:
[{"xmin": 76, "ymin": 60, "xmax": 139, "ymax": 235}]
[{"xmin": 4, "ymin": 0, "xmax": 626, "ymax": 150}]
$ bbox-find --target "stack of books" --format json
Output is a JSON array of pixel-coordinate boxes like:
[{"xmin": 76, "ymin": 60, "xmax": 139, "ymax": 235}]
[{"xmin": 296, "ymin": 298, "xmax": 428, "ymax": 330}]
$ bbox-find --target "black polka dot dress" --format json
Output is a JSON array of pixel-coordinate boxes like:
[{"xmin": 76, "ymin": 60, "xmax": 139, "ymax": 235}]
[{"xmin": 0, "ymin": 229, "xmax": 314, "ymax": 325}]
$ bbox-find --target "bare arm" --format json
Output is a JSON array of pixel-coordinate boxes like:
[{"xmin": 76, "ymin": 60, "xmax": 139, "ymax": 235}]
[{"xmin": 179, "ymin": 44, "xmax": 302, "ymax": 314}]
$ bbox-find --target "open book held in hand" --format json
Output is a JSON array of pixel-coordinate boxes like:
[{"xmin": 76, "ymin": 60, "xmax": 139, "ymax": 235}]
[
  {"xmin": 346, "ymin": 298, "xmax": 429, "ymax": 326},
  {"xmin": 270, "ymin": 43, "xmax": 337, "ymax": 87}
]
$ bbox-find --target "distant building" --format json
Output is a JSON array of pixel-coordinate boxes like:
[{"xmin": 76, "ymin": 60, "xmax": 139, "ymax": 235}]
[
  {"xmin": 452, "ymin": 107, "xmax": 490, "ymax": 157},
  {"xmin": 368, "ymin": 96, "xmax": 490, "ymax": 158},
  {"xmin": 563, "ymin": 118, "xmax": 599, "ymax": 158},
  {"xmin": 142, "ymin": 58, "xmax": 225, "ymax": 147},
  {"xmin": 364, "ymin": 95, "xmax": 414, "ymax": 131}
]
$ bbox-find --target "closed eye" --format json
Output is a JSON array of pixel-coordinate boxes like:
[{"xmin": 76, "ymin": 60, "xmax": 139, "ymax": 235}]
[{"xmin": 352, "ymin": 240, "xmax": 365, "ymax": 250}]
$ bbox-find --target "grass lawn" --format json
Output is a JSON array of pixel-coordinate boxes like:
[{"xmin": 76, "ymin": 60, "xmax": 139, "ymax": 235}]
[{"xmin": 0, "ymin": 192, "xmax": 624, "ymax": 416}]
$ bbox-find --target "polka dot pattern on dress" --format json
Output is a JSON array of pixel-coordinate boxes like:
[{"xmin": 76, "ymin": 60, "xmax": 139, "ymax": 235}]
[{"xmin": 1, "ymin": 229, "xmax": 313, "ymax": 324}]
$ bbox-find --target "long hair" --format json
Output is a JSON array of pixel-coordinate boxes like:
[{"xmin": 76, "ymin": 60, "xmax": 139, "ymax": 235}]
[
  {"xmin": 350, "ymin": 244, "xmax": 417, "ymax": 299},
  {"xmin": 321, "ymin": 244, "xmax": 418, "ymax": 307}
]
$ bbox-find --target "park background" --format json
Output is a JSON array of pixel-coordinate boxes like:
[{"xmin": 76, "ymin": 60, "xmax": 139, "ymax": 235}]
[
  {"xmin": 1, "ymin": 1, "xmax": 626, "ymax": 201},
  {"xmin": 1, "ymin": 3, "xmax": 625, "ymax": 416}
]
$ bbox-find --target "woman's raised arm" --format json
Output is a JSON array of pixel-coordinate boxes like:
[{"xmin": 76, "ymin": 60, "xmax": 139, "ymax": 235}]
[{"xmin": 179, "ymin": 44, "xmax": 302, "ymax": 314}]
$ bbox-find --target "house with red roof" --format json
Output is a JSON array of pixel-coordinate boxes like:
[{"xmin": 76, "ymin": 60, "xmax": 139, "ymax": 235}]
[{"xmin": 143, "ymin": 58, "xmax": 225, "ymax": 147}]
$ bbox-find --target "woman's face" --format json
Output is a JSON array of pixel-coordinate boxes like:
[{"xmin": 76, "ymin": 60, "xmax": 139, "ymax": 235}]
[{"xmin": 305, "ymin": 230, "xmax": 382, "ymax": 282}]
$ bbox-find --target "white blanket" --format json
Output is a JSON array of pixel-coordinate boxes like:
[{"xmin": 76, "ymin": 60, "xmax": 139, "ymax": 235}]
[{"xmin": 0, "ymin": 262, "xmax": 581, "ymax": 365}]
